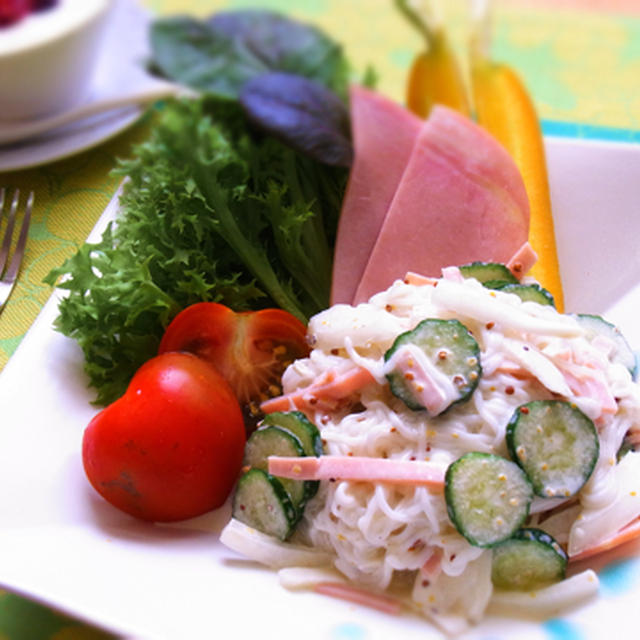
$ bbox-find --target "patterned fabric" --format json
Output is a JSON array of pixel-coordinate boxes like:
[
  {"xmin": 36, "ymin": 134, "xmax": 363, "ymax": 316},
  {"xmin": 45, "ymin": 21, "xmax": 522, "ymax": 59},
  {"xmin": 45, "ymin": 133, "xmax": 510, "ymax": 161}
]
[{"xmin": 0, "ymin": 0, "xmax": 638, "ymax": 637}]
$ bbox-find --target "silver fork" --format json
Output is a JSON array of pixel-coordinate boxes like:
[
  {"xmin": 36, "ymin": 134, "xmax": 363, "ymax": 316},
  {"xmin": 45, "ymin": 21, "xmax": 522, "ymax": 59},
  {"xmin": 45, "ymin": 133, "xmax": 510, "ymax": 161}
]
[{"xmin": 0, "ymin": 188, "xmax": 34, "ymax": 315}]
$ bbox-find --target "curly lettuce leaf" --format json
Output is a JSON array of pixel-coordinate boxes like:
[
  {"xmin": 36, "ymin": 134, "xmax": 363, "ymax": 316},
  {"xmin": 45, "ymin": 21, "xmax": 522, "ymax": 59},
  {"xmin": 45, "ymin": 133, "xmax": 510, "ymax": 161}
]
[{"xmin": 46, "ymin": 97, "xmax": 346, "ymax": 405}]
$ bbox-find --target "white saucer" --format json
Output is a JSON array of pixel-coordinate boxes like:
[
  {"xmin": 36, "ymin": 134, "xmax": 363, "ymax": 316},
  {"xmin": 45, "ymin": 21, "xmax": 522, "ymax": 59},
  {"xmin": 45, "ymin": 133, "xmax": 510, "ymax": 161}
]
[{"xmin": 0, "ymin": 0, "xmax": 151, "ymax": 173}]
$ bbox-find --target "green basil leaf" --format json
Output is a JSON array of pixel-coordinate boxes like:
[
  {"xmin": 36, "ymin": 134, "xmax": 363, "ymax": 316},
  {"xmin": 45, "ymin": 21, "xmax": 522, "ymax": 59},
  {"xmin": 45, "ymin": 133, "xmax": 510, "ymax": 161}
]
[
  {"xmin": 149, "ymin": 10, "xmax": 350, "ymax": 100},
  {"xmin": 208, "ymin": 10, "xmax": 350, "ymax": 98}
]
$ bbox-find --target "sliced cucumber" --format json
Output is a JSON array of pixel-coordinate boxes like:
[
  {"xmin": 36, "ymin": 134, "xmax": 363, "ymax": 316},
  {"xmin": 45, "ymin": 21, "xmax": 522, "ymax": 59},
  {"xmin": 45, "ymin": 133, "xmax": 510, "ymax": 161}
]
[
  {"xmin": 459, "ymin": 262, "xmax": 518, "ymax": 285},
  {"xmin": 483, "ymin": 279, "xmax": 517, "ymax": 289},
  {"xmin": 574, "ymin": 313, "xmax": 637, "ymax": 378},
  {"xmin": 445, "ymin": 452, "xmax": 533, "ymax": 547},
  {"xmin": 506, "ymin": 400, "xmax": 599, "ymax": 498},
  {"xmin": 244, "ymin": 426, "xmax": 312, "ymax": 508},
  {"xmin": 257, "ymin": 413, "xmax": 321, "ymax": 500},
  {"xmin": 617, "ymin": 433, "xmax": 635, "ymax": 461},
  {"xmin": 384, "ymin": 318, "xmax": 481, "ymax": 414},
  {"xmin": 232, "ymin": 468, "xmax": 298, "ymax": 541},
  {"xmin": 261, "ymin": 411, "xmax": 323, "ymax": 457},
  {"xmin": 488, "ymin": 282, "xmax": 555, "ymax": 307},
  {"xmin": 491, "ymin": 528, "xmax": 567, "ymax": 591}
]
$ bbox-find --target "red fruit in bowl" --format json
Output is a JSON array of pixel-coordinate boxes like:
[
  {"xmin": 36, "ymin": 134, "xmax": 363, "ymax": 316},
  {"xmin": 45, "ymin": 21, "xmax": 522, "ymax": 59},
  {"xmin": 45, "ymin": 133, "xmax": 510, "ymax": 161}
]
[
  {"xmin": 0, "ymin": 0, "xmax": 30, "ymax": 26},
  {"xmin": 31, "ymin": 0, "xmax": 57, "ymax": 11}
]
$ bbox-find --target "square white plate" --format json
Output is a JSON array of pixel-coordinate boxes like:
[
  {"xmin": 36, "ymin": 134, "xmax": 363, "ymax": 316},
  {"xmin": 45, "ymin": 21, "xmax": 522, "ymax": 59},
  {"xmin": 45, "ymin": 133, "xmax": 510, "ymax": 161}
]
[{"xmin": 0, "ymin": 137, "xmax": 639, "ymax": 640}]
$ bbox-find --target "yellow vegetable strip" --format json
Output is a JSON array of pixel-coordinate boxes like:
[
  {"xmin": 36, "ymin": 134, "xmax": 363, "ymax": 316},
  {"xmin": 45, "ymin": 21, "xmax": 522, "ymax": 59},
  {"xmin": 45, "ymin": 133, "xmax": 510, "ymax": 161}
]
[
  {"xmin": 469, "ymin": 1, "xmax": 564, "ymax": 310},
  {"xmin": 396, "ymin": 0, "xmax": 470, "ymax": 118}
]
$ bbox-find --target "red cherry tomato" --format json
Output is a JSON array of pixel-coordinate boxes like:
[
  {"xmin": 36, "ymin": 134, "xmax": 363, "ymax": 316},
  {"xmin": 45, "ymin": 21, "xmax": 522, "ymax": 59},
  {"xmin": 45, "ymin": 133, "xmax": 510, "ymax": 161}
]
[
  {"xmin": 82, "ymin": 352, "xmax": 245, "ymax": 522},
  {"xmin": 158, "ymin": 303, "xmax": 309, "ymax": 411}
]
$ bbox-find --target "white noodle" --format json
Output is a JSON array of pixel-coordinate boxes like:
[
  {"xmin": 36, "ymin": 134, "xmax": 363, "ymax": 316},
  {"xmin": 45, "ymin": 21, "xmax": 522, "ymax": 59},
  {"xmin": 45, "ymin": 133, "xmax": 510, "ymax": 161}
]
[{"xmin": 224, "ymin": 275, "xmax": 640, "ymax": 633}]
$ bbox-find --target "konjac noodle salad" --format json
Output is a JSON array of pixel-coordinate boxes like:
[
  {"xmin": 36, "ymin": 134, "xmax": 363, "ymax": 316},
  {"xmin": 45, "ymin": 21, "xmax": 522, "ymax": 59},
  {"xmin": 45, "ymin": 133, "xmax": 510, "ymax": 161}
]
[
  {"xmin": 42, "ymin": 3, "xmax": 640, "ymax": 637},
  {"xmin": 221, "ymin": 266, "xmax": 640, "ymax": 636}
]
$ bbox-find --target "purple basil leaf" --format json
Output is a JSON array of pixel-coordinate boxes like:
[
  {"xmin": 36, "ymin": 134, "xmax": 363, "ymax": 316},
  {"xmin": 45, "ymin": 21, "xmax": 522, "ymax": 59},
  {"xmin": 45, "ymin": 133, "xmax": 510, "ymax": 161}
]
[{"xmin": 240, "ymin": 72, "xmax": 353, "ymax": 167}]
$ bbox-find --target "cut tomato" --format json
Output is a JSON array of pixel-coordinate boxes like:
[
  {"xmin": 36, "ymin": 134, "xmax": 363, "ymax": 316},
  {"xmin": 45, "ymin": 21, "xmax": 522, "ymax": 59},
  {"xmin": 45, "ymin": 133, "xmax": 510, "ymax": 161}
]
[{"xmin": 158, "ymin": 303, "xmax": 309, "ymax": 418}]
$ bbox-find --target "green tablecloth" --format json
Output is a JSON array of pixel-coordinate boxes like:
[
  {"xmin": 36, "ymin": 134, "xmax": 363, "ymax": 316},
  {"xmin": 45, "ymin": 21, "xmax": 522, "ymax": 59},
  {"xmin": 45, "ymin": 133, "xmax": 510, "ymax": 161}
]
[{"xmin": 1, "ymin": 0, "xmax": 639, "ymax": 637}]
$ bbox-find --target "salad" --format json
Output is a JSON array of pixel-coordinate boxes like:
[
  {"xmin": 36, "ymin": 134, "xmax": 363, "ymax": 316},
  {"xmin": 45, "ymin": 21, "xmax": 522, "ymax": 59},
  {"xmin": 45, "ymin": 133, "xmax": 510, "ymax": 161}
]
[
  {"xmin": 221, "ymin": 268, "xmax": 640, "ymax": 635},
  {"xmin": 43, "ymin": 3, "xmax": 640, "ymax": 637}
]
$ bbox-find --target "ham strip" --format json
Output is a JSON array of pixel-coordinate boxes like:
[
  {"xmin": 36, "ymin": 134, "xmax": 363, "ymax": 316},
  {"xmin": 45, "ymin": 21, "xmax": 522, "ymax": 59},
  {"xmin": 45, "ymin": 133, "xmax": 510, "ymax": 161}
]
[
  {"xmin": 330, "ymin": 85, "xmax": 422, "ymax": 305},
  {"xmin": 403, "ymin": 272, "xmax": 438, "ymax": 286},
  {"xmin": 260, "ymin": 366, "xmax": 376, "ymax": 414},
  {"xmin": 507, "ymin": 241, "xmax": 538, "ymax": 278},
  {"xmin": 421, "ymin": 547, "xmax": 443, "ymax": 580},
  {"xmin": 314, "ymin": 582, "xmax": 403, "ymax": 615},
  {"xmin": 353, "ymin": 105, "xmax": 530, "ymax": 303},
  {"xmin": 569, "ymin": 517, "xmax": 640, "ymax": 563},
  {"xmin": 267, "ymin": 455, "xmax": 446, "ymax": 488}
]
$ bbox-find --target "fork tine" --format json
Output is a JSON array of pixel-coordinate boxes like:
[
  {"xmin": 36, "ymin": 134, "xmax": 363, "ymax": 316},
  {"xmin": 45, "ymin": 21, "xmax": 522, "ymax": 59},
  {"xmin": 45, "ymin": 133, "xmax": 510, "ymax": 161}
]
[
  {"xmin": 0, "ymin": 190, "xmax": 33, "ymax": 315},
  {"xmin": 4, "ymin": 191, "xmax": 33, "ymax": 284},
  {"xmin": 0, "ymin": 188, "xmax": 19, "ymax": 276}
]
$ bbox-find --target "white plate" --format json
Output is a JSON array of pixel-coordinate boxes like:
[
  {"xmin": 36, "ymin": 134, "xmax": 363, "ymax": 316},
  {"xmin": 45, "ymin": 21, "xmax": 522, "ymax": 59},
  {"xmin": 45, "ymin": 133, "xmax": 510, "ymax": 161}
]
[
  {"xmin": 1, "ymin": 137, "xmax": 640, "ymax": 639},
  {"xmin": 0, "ymin": 0, "xmax": 150, "ymax": 173}
]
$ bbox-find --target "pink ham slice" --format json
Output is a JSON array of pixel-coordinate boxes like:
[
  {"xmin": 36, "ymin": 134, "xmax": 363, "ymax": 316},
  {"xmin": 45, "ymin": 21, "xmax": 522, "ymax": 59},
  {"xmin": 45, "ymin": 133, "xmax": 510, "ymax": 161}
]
[
  {"xmin": 352, "ymin": 105, "xmax": 530, "ymax": 304},
  {"xmin": 330, "ymin": 85, "xmax": 422, "ymax": 305}
]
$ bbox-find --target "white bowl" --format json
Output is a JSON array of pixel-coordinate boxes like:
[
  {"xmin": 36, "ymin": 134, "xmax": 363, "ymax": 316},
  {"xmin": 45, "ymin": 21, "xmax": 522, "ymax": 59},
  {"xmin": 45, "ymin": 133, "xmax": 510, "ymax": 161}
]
[{"xmin": 0, "ymin": 0, "xmax": 111, "ymax": 121}]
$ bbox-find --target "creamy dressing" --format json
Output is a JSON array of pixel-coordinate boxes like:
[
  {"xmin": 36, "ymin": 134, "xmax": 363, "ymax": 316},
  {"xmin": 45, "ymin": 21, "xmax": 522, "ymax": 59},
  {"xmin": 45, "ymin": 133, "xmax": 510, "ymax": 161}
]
[{"xmin": 383, "ymin": 343, "xmax": 460, "ymax": 415}]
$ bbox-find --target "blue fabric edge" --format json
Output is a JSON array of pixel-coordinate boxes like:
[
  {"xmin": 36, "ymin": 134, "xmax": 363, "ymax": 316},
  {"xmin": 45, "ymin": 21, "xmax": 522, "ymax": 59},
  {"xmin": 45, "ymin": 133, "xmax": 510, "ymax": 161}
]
[{"xmin": 541, "ymin": 119, "xmax": 640, "ymax": 143}]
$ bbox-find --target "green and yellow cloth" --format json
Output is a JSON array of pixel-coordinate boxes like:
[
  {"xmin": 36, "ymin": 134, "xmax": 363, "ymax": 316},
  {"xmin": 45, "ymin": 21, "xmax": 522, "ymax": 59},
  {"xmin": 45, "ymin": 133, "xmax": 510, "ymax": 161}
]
[{"xmin": 1, "ymin": 0, "xmax": 639, "ymax": 637}]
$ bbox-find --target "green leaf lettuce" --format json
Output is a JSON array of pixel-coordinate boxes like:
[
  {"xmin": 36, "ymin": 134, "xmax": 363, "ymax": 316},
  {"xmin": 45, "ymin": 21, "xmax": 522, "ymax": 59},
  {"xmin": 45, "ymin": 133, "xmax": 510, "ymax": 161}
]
[{"xmin": 46, "ymin": 97, "xmax": 347, "ymax": 405}]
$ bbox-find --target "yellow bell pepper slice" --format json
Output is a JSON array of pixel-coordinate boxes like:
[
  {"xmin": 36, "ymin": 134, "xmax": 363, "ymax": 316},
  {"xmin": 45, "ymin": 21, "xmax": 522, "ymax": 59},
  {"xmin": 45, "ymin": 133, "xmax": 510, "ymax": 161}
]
[
  {"xmin": 470, "ymin": 7, "xmax": 564, "ymax": 310},
  {"xmin": 396, "ymin": 0, "xmax": 470, "ymax": 118}
]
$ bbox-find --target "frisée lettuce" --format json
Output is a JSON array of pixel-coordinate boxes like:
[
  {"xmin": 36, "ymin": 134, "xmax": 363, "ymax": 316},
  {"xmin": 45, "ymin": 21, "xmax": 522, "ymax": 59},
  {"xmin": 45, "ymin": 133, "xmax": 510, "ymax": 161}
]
[{"xmin": 45, "ymin": 97, "xmax": 348, "ymax": 405}]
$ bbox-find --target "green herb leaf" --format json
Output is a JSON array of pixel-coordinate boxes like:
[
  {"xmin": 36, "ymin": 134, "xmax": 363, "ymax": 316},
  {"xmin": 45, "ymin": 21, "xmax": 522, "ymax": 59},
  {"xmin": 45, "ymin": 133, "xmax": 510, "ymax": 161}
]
[
  {"xmin": 150, "ymin": 9, "xmax": 350, "ymax": 100},
  {"xmin": 208, "ymin": 10, "xmax": 350, "ymax": 98}
]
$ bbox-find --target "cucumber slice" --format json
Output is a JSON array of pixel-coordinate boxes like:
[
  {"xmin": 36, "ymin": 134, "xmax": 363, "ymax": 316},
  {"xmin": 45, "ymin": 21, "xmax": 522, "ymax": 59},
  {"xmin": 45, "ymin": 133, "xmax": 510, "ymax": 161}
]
[
  {"xmin": 617, "ymin": 434, "xmax": 635, "ymax": 461},
  {"xmin": 506, "ymin": 400, "xmax": 599, "ymax": 498},
  {"xmin": 244, "ymin": 426, "xmax": 311, "ymax": 508},
  {"xmin": 261, "ymin": 411, "xmax": 323, "ymax": 457},
  {"xmin": 491, "ymin": 528, "xmax": 567, "ymax": 590},
  {"xmin": 574, "ymin": 313, "xmax": 637, "ymax": 378},
  {"xmin": 459, "ymin": 262, "xmax": 518, "ymax": 285},
  {"xmin": 232, "ymin": 468, "xmax": 298, "ymax": 540},
  {"xmin": 483, "ymin": 279, "xmax": 517, "ymax": 289},
  {"xmin": 489, "ymin": 282, "xmax": 555, "ymax": 307},
  {"xmin": 258, "ymin": 413, "xmax": 321, "ymax": 500},
  {"xmin": 384, "ymin": 318, "xmax": 482, "ymax": 413},
  {"xmin": 445, "ymin": 452, "xmax": 533, "ymax": 547}
]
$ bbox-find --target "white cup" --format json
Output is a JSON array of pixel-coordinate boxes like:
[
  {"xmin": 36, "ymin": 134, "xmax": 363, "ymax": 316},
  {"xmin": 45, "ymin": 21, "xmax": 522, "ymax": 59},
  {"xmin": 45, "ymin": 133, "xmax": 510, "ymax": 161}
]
[{"xmin": 0, "ymin": 0, "xmax": 111, "ymax": 122}]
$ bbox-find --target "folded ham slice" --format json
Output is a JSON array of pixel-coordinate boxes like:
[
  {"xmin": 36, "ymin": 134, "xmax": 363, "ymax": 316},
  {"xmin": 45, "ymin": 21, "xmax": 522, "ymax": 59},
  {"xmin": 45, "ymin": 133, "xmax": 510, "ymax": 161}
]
[
  {"xmin": 330, "ymin": 85, "xmax": 422, "ymax": 305},
  {"xmin": 352, "ymin": 105, "xmax": 530, "ymax": 304}
]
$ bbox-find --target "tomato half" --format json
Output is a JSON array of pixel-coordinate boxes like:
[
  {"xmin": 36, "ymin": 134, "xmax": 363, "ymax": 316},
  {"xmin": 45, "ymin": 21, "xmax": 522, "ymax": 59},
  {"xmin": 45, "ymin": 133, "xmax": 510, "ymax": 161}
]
[
  {"xmin": 158, "ymin": 303, "xmax": 309, "ymax": 414},
  {"xmin": 82, "ymin": 352, "xmax": 246, "ymax": 522}
]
